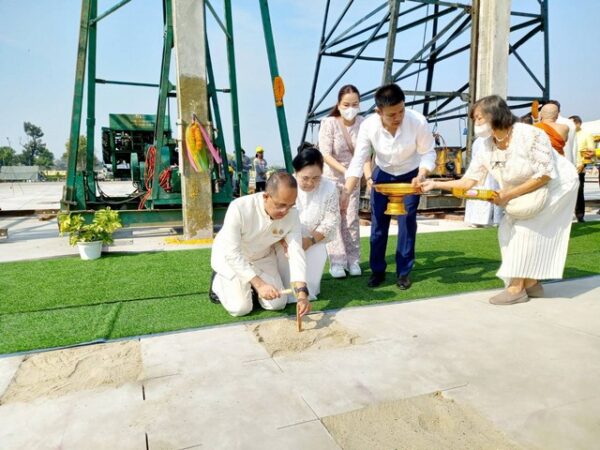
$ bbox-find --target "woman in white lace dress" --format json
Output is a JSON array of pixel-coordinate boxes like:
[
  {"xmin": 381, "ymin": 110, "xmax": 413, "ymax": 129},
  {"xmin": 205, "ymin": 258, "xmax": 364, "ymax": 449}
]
[
  {"xmin": 318, "ymin": 84, "xmax": 366, "ymax": 278},
  {"xmin": 277, "ymin": 147, "xmax": 340, "ymax": 300},
  {"xmin": 422, "ymin": 95, "xmax": 578, "ymax": 305}
]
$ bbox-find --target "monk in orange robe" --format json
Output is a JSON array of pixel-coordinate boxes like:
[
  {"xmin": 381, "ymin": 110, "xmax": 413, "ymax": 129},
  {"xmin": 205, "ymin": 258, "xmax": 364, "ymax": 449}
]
[{"xmin": 534, "ymin": 104, "xmax": 569, "ymax": 155}]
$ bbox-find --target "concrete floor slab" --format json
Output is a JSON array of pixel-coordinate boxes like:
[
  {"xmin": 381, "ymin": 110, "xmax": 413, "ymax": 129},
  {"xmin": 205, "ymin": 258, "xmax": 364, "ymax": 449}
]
[
  {"xmin": 509, "ymin": 395, "xmax": 600, "ymax": 450},
  {"xmin": 140, "ymin": 325, "xmax": 270, "ymax": 379},
  {"xmin": 142, "ymin": 359, "xmax": 329, "ymax": 450},
  {"xmin": 0, "ymin": 383, "xmax": 145, "ymax": 450}
]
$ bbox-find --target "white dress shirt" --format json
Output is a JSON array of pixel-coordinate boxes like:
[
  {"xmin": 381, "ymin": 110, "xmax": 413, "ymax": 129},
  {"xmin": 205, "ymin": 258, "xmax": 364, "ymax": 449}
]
[
  {"xmin": 346, "ymin": 109, "xmax": 436, "ymax": 178},
  {"xmin": 211, "ymin": 193, "xmax": 306, "ymax": 284},
  {"xmin": 557, "ymin": 115, "xmax": 578, "ymax": 165}
]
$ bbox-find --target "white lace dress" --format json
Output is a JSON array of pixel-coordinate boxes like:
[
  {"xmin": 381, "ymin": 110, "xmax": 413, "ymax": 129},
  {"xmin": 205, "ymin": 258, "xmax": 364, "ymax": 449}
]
[
  {"xmin": 464, "ymin": 123, "xmax": 578, "ymax": 282},
  {"xmin": 277, "ymin": 178, "xmax": 340, "ymax": 299}
]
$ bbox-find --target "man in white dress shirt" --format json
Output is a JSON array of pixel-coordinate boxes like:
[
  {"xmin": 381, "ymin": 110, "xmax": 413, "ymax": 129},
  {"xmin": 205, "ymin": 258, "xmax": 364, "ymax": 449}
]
[
  {"xmin": 210, "ymin": 172, "xmax": 312, "ymax": 317},
  {"xmin": 342, "ymin": 84, "xmax": 436, "ymax": 289}
]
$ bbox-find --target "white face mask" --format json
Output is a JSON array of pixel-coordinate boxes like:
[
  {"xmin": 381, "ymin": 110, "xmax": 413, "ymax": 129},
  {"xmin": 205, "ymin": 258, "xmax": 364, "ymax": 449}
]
[
  {"xmin": 340, "ymin": 106, "xmax": 359, "ymax": 121},
  {"xmin": 474, "ymin": 122, "xmax": 492, "ymax": 138}
]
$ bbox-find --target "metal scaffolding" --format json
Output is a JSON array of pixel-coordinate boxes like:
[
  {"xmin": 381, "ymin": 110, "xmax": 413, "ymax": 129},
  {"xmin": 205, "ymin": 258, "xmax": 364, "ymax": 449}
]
[{"xmin": 301, "ymin": 0, "xmax": 550, "ymax": 146}]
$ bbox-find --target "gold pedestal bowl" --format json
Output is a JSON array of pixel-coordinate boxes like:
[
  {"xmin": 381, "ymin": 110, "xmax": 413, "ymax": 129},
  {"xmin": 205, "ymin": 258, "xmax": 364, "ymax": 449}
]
[{"xmin": 373, "ymin": 183, "xmax": 419, "ymax": 215}]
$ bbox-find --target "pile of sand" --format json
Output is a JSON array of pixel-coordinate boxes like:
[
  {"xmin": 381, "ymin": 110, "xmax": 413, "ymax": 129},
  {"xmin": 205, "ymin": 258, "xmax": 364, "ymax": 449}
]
[
  {"xmin": 249, "ymin": 312, "xmax": 361, "ymax": 357},
  {"xmin": 321, "ymin": 391, "xmax": 521, "ymax": 450},
  {"xmin": 1, "ymin": 340, "xmax": 142, "ymax": 404}
]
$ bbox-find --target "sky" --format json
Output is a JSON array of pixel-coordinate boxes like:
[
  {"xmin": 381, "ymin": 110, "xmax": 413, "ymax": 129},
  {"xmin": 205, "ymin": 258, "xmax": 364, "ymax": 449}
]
[{"xmin": 0, "ymin": 0, "xmax": 598, "ymax": 167}]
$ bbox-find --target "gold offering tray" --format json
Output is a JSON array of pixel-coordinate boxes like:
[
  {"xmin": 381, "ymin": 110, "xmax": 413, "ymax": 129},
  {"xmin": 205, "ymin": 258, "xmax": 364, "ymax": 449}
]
[
  {"xmin": 373, "ymin": 183, "xmax": 419, "ymax": 215},
  {"xmin": 451, "ymin": 188, "xmax": 496, "ymax": 201}
]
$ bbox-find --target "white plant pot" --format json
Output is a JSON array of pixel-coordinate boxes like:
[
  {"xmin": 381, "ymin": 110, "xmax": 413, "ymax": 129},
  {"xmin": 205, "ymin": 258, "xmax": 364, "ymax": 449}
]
[{"xmin": 77, "ymin": 241, "xmax": 103, "ymax": 260}]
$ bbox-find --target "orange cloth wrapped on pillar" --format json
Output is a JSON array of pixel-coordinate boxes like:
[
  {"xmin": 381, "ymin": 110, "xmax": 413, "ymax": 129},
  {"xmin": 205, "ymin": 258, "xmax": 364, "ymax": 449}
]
[{"xmin": 534, "ymin": 122, "xmax": 565, "ymax": 155}]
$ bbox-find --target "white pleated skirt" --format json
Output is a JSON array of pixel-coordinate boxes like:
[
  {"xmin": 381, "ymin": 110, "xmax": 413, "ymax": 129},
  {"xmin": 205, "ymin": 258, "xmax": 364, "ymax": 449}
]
[{"xmin": 496, "ymin": 159, "xmax": 579, "ymax": 283}]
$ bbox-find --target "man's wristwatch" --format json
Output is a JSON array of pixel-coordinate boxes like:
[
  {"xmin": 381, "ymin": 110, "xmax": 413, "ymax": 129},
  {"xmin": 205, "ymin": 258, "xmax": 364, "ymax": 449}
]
[
  {"xmin": 294, "ymin": 286, "xmax": 309, "ymax": 298},
  {"xmin": 309, "ymin": 235, "xmax": 317, "ymax": 245}
]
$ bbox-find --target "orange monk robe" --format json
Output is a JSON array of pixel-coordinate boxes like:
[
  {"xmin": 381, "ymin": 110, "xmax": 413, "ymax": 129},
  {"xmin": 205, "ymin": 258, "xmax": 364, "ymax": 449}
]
[{"xmin": 534, "ymin": 122, "xmax": 565, "ymax": 155}]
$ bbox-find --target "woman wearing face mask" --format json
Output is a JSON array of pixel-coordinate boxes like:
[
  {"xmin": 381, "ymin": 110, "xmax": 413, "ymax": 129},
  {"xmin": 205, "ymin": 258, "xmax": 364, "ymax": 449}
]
[
  {"xmin": 318, "ymin": 84, "xmax": 367, "ymax": 279},
  {"xmin": 421, "ymin": 95, "xmax": 578, "ymax": 305},
  {"xmin": 277, "ymin": 147, "xmax": 340, "ymax": 300}
]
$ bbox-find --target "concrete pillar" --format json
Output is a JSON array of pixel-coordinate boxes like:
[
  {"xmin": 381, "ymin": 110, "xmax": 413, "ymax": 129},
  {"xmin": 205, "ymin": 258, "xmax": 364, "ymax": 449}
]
[
  {"xmin": 475, "ymin": 0, "xmax": 511, "ymax": 99},
  {"xmin": 172, "ymin": 0, "xmax": 212, "ymax": 239}
]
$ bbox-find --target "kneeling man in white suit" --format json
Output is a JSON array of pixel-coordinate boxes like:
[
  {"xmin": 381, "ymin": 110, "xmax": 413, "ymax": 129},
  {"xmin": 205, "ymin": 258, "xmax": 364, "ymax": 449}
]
[{"xmin": 210, "ymin": 171, "xmax": 312, "ymax": 317}]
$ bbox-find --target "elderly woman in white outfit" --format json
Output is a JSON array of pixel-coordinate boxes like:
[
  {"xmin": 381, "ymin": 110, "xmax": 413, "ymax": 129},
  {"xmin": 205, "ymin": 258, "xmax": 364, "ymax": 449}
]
[
  {"xmin": 277, "ymin": 147, "xmax": 340, "ymax": 300},
  {"xmin": 422, "ymin": 95, "xmax": 578, "ymax": 305}
]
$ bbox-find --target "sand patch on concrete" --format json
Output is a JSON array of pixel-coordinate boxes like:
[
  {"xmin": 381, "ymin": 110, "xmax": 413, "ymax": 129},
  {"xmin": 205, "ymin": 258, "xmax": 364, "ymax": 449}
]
[
  {"xmin": 0, "ymin": 340, "xmax": 142, "ymax": 404},
  {"xmin": 249, "ymin": 312, "xmax": 361, "ymax": 357},
  {"xmin": 321, "ymin": 391, "xmax": 521, "ymax": 450}
]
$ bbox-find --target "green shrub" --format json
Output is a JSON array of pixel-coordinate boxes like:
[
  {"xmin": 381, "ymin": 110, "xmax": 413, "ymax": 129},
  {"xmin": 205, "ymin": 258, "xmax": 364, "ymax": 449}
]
[{"xmin": 59, "ymin": 208, "xmax": 122, "ymax": 246}]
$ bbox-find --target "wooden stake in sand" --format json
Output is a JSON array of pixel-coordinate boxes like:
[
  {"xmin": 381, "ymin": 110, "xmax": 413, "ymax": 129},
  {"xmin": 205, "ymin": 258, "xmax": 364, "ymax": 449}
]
[
  {"xmin": 280, "ymin": 288, "xmax": 302, "ymax": 332},
  {"xmin": 296, "ymin": 302, "xmax": 302, "ymax": 332}
]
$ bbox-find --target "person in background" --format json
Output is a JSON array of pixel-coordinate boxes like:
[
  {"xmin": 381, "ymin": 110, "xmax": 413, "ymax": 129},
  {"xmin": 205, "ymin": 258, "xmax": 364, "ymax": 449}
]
[
  {"xmin": 253, "ymin": 146, "xmax": 268, "ymax": 192},
  {"xmin": 569, "ymin": 115, "xmax": 596, "ymax": 222},
  {"xmin": 237, "ymin": 149, "xmax": 252, "ymax": 195},
  {"xmin": 277, "ymin": 147, "xmax": 339, "ymax": 300},
  {"xmin": 421, "ymin": 95, "xmax": 578, "ymax": 305},
  {"xmin": 343, "ymin": 83, "xmax": 436, "ymax": 290},
  {"xmin": 209, "ymin": 172, "xmax": 311, "ymax": 317},
  {"xmin": 534, "ymin": 103, "xmax": 569, "ymax": 155},
  {"xmin": 546, "ymin": 100, "xmax": 578, "ymax": 165},
  {"xmin": 318, "ymin": 84, "xmax": 367, "ymax": 279}
]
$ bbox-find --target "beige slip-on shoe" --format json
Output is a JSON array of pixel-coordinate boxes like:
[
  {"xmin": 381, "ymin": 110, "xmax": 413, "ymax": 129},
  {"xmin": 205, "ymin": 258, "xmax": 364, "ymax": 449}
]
[
  {"xmin": 525, "ymin": 282, "xmax": 544, "ymax": 298},
  {"xmin": 489, "ymin": 289, "xmax": 529, "ymax": 305}
]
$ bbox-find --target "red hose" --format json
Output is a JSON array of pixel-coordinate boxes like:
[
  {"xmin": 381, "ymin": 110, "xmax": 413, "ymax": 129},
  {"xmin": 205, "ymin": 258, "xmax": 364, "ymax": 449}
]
[{"xmin": 138, "ymin": 146, "xmax": 156, "ymax": 210}]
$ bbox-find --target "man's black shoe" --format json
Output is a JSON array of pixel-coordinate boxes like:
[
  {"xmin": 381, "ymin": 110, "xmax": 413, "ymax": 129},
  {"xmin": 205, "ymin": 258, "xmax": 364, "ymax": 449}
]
[
  {"xmin": 208, "ymin": 271, "xmax": 221, "ymax": 304},
  {"xmin": 396, "ymin": 275, "xmax": 412, "ymax": 290},
  {"xmin": 367, "ymin": 272, "xmax": 386, "ymax": 287}
]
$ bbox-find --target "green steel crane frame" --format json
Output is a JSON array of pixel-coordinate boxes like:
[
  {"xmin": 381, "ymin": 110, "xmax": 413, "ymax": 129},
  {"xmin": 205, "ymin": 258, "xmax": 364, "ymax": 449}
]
[{"xmin": 62, "ymin": 0, "xmax": 293, "ymax": 226}]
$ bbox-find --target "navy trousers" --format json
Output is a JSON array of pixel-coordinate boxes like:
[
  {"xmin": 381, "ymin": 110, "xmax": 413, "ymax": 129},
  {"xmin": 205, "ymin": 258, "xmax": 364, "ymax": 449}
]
[{"xmin": 370, "ymin": 167, "xmax": 420, "ymax": 277}]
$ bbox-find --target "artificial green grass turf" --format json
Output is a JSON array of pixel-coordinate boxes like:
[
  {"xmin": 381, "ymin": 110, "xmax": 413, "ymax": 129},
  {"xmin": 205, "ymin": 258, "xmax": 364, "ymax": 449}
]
[{"xmin": 1, "ymin": 222, "xmax": 599, "ymax": 354}]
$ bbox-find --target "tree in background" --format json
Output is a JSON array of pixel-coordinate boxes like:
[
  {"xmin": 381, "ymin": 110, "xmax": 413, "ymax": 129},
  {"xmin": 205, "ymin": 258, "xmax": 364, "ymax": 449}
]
[
  {"xmin": 0, "ymin": 146, "xmax": 17, "ymax": 167},
  {"xmin": 18, "ymin": 122, "xmax": 54, "ymax": 168},
  {"xmin": 59, "ymin": 135, "xmax": 102, "ymax": 170}
]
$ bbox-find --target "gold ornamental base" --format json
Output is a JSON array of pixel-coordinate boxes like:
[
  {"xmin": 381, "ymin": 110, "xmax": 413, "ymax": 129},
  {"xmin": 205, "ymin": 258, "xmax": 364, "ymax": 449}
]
[
  {"xmin": 385, "ymin": 195, "xmax": 408, "ymax": 215},
  {"xmin": 373, "ymin": 183, "xmax": 419, "ymax": 216}
]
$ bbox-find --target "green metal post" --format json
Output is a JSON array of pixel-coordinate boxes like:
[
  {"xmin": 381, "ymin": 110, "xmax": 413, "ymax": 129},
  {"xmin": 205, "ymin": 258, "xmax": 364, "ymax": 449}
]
[
  {"xmin": 63, "ymin": 0, "xmax": 92, "ymax": 209},
  {"xmin": 205, "ymin": 38, "xmax": 228, "ymax": 182},
  {"xmin": 154, "ymin": 0, "xmax": 173, "ymax": 155},
  {"xmin": 151, "ymin": 0, "xmax": 174, "ymax": 203},
  {"xmin": 86, "ymin": 0, "xmax": 98, "ymax": 200},
  {"xmin": 223, "ymin": 0, "xmax": 244, "ymax": 190},
  {"xmin": 257, "ymin": 0, "xmax": 293, "ymax": 172}
]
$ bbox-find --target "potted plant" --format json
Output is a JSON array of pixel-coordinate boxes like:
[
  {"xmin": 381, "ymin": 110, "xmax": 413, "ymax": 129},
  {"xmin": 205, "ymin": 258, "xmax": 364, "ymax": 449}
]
[{"xmin": 59, "ymin": 207, "xmax": 122, "ymax": 260}]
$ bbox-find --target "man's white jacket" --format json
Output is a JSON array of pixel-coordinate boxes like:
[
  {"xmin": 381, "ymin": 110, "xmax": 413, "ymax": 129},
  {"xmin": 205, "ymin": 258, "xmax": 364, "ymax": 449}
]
[{"xmin": 211, "ymin": 193, "xmax": 306, "ymax": 284}]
